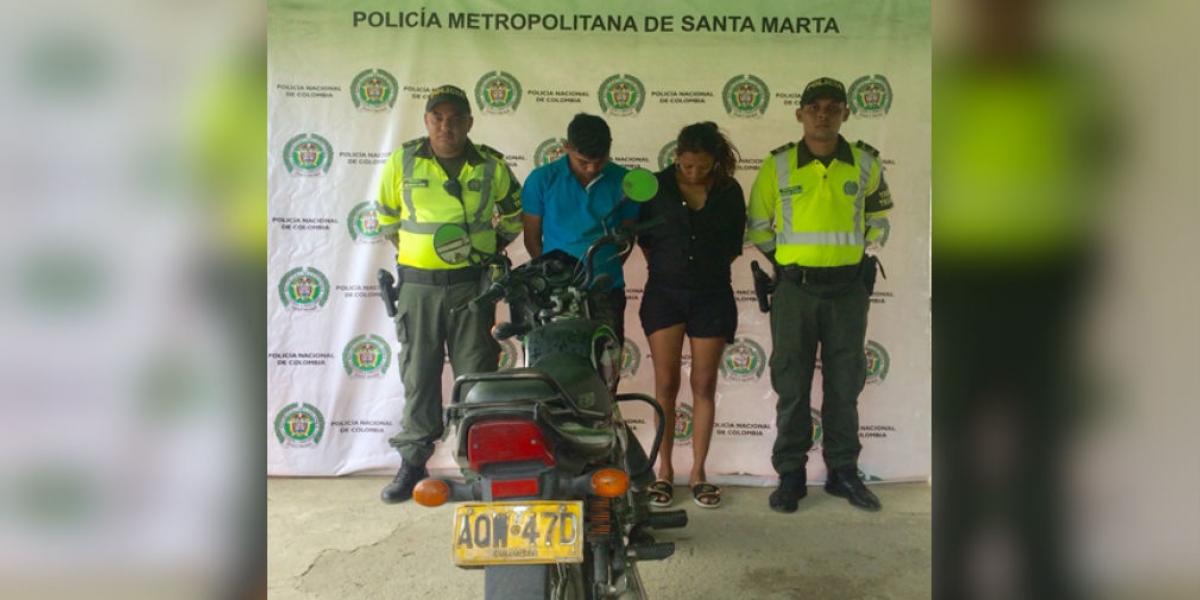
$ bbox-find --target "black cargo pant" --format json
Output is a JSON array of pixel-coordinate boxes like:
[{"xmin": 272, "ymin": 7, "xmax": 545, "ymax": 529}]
[
  {"xmin": 389, "ymin": 270, "xmax": 500, "ymax": 466},
  {"xmin": 768, "ymin": 270, "xmax": 871, "ymax": 475}
]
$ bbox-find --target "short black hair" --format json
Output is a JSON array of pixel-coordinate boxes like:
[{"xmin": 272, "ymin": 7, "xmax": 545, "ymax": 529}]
[{"xmin": 566, "ymin": 113, "xmax": 612, "ymax": 159}]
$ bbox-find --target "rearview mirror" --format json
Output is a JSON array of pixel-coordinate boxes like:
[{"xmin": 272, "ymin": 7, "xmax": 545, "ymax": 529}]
[
  {"xmin": 433, "ymin": 223, "xmax": 473, "ymax": 265},
  {"xmin": 621, "ymin": 168, "xmax": 658, "ymax": 203}
]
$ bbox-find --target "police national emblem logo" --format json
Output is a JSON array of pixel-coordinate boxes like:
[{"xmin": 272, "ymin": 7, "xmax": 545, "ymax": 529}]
[
  {"xmin": 720, "ymin": 337, "xmax": 767, "ymax": 381},
  {"xmin": 620, "ymin": 339, "xmax": 641, "ymax": 377},
  {"xmin": 274, "ymin": 403, "xmax": 326, "ymax": 447},
  {"xmin": 598, "ymin": 74, "xmax": 645, "ymax": 116},
  {"xmin": 279, "ymin": 267, "xmax": 330, "ymax": 310},
  {"xmin": 498, "ymin": 338, "xmax": 521, "ymax": 370},
  {"xmin": 347, "ymin": 201, "xmax": 383, "ymax": 243},
  {"xmin": 474, "ymin": 71, "xmax": 522, "ymax": 115},
  {"xmin": 343, "ymin": 334, "xmax": 392, "ymax": 378},
  {"xmin": 848, "ymin": 74, "xmax": 893, "ymax": 118},
  {"xmin": 534, "ymin": 138, "xmax": 568, "ymax": 166},
  {"xmin": 674, "ymin": 403, "xmax": 694, "ymax": 442},
  {"xmin": 657, "ymin": 140, "xmax": 678, "ymax": 170},
  {"xmin": 350, "ymin": 68, "xmax": 398, "ymax": 111},
  {"xmin": 283, "ymin": 133, "xmax": 333, "ymax": 176},
  {"xmin": 723, "ymin": 74, "xmax": 770, "ymax": 118},
  {"xmin": 864, "ymin": 340, "xmax": 891, "ymax": 385}
]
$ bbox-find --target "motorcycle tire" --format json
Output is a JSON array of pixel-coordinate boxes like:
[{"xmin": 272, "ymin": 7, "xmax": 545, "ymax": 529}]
[
  {"xmin": 483, "ymin": 563, "xmax": 588, "ymax": 600},
  {"xmin": 548, "ymin": 563, "xmax": 587, "ymax": 600}
]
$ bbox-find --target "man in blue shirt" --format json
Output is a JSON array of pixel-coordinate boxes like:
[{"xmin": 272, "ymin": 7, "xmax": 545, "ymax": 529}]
[{"xmin": 522, "ymin": 113, "xmax": 638, "ymax": 342}]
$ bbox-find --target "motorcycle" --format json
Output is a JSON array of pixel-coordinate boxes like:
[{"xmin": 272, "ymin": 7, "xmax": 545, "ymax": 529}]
[{"xmin": 408, "ymin": 168, "xmax": 687, "ymax": 600}]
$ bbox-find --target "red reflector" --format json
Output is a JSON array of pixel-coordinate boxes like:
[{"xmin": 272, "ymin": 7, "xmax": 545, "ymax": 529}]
[
  {"xmin": 491, "ymin": 478, "xmax": 539, "ymax": 498},
  {"xmin": 467, "ymin": 419, "xmax": 555, "ymax": 473}
]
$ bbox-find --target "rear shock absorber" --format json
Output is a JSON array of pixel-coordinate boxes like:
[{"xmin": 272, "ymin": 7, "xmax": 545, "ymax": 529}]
[
  {"xmin": 585, "ymin": 495, "xmax": 616, "ymax": 596},
  {"xmin": 585, "ymin": 495, "xmax": 614, "ymax": 539}
]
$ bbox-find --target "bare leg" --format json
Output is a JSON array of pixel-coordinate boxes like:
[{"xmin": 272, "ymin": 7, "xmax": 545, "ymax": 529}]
[
  {"xmin": 687, "ymin": 336, "xmax": 726, "ymax": 489},
  {"xmin": 647, "ymin": 323, "xmax": 686, "ymax": 483}
]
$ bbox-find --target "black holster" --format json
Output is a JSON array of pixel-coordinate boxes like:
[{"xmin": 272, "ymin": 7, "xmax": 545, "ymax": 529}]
[
  {"xmin": 861, "ymin": 254, "xmax": 885, "ymax": 295},
  {"xmin": 750, "ymin": 260, "xmax": 776, "ymax": 313},
  {"xmin": 377, "ymin": 268, "xmax": 400, "ymax": 317}
]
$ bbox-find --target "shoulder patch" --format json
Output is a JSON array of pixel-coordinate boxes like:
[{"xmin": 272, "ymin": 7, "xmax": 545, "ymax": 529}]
[
  {"xmin": 478, "ymin": 144, "xmax": 505, "ymax": 160},
  {"xmin": 770, "ymin": 141, "xmax": 797, "ymax": 156},
  {"xmin": 402, "ymin": 137, "xmax": 425, "ymax": 149},
  {"xmin": 854, "ymin": 140, "xmax": 881, "ymax": 157}
]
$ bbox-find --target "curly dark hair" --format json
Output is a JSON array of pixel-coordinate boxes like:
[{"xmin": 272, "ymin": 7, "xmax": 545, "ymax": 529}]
[{"xmin": 675, "ymin": 121, "xmax": 740, "ymax": 182}]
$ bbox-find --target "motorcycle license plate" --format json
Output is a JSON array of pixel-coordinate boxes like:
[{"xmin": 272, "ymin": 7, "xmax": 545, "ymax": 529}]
[{"xmin": 452, "ymin": 500, "xmax": 584, "ymax": 566}]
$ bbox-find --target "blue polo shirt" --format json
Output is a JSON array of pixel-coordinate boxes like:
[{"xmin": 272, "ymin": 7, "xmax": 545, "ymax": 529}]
[{"xmin": 523, "ymin": 156, "xmax": 636, "ymax": 288}]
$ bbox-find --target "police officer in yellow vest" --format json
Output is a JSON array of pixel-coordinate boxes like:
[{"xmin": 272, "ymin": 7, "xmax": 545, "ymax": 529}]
[
  {"xmin": 375, "ymin": 84, "xmax": 523, "ymax": 503},
  {"xmin": 748, "ymin": 77, "xmax": 893, "ymax": 513}
]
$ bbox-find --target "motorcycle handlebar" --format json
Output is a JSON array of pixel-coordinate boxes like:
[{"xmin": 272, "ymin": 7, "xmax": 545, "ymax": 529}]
[
  {"xmin": 581, "ymin": 215, "xmax": 665, "ymax": 287},
  {"xmin": 451, "ymin": 253, "xmax": 513, "ymax": 313},
  {"xmin": 462, "ymin": 217, "xmax": 665, "ymax": 315},
  {"xmin": 491, "ymin": 321, "xmax": 532, "ymax": 340},
  {"xmin": 589, "ymin": 273, "xmax": 614, "ymax": 292},
  {"xmin": 468, "ymin": 282, "xmax": 507, "ymax": 312}
]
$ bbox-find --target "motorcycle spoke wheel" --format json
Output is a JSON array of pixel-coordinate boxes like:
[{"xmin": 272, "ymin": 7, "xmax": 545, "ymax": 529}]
[{"xmin": 549, "ymin": 563, "xmax": 586, "ymax": 600}]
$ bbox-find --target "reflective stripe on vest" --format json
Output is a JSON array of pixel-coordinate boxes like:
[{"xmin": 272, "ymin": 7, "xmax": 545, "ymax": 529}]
[
  {"xmin": 402, "ymin": 150, "xmax": 495, "ymax": 227},
  {"xmin": 474, "ymin": 155, "xmax": 496, "ymax": 224},
  {"xmin": 866, "ymin": 216, "xmax": 890, "ymax": 230},
  {"xmin": 401, "ymin": 150, "xmax": 418, "ymax": 221},
  {"xmin": 375, "ymin": 202, "xmax": 400, "ymax": 219},
  {"xmin": 747, "ymin": 217, "xmax": 773, "ymax": 231},
  {"xmin": 773, "ymin": 147, "xmax": 873, "ymax": 247}
]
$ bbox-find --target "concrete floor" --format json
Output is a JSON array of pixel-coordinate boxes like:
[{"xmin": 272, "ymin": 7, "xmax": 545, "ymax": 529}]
[{"xmin": 268, "ymin": 477, "xmax": 931, "ymax": 600}]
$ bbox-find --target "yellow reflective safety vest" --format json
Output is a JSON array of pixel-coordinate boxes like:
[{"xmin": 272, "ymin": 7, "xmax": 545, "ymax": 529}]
[
  {"xmin": 375, "ymin": 138, "xmax": 522, "ymax": 269},
  {"xmin": 747, "ymin": 137, "xmax": 892, "ymax": 267},
  {"xmin": 934, "ymin": 60, "xmax": 1103, "ymax": 264}
]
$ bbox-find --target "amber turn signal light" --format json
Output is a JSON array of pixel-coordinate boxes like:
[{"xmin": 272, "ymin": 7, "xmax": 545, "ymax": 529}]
[
  {"xmin": 413, "ymin": 479, "xmax": 450, "ymax": 507},
  {"xmin": 591, "ymin": 468, "xmax": 629, "ymax": 498}
]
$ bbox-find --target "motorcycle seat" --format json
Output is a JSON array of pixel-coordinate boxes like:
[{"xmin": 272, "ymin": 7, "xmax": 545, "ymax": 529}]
[
  {"xmin": 455, "ymin": 354, "xmax": 617, "ymax": 463},
  {"xmin": 527, "ymin": 354, "xmax": 617, "ymax": 462},
  {"xmin": 529, "ymin": 354, "xmax": 614, "ymax": 416},
  {"xmin": 460, "ymin": 373, "xmax": 558, "ymax": 405}
]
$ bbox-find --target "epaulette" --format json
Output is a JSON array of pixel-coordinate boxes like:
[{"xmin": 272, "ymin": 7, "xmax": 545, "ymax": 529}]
[
  {"xmin": 770, "ymin": 141, "xmax": 797, "ymax": 156},
  {"xmin": 854, "ymin": 140, "xmax": 881, "ymax": 158},
  {"xmin": 478, "ymin": 144, "xmax": 505, "ymax": 160},
  {"xmin": 401, "ymin": 137, "xmax": 425, "ymax": 149}
]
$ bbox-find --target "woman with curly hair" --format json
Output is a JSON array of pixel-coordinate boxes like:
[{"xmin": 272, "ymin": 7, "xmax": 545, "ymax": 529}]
[{"xmin": 637, "ymin": 122, "xmax": 746, "ymax": 509}]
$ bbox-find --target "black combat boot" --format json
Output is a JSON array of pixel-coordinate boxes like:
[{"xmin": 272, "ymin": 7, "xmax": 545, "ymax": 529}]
[
  {"xmin": 380, "ymin": 461, "xmax": 428, "ymax": 504},
  {"xmin": 768, "ymin": 469, "xmax": 808, "ymax": 513},
  {"xmin": 824, "ymin": 465, "xmax": 882, "ymax": 512}
]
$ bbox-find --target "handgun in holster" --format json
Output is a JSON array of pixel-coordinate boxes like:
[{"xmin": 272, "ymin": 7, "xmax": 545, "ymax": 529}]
[
  {"xmin": 750, "ymin": 260, "xmax": 776, "ymax": 313},
  {"xmin": 377, "ymin": 268, "xmax": 400, "ymax": 318},
  {"xmin": 861, "ymin": 254, "xmax": 886, "ymax": 296}
]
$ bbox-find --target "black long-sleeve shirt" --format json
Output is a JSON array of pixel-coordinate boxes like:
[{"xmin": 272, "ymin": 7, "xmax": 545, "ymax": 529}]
[{"xmin": 637, "ymin": 167, "xmax": 747, "ymax": 291}]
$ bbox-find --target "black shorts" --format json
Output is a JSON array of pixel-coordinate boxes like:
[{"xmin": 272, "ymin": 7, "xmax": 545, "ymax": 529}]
[{"xmin": 639, "ymin": 284, "xmax": 738, "ymax": 342}]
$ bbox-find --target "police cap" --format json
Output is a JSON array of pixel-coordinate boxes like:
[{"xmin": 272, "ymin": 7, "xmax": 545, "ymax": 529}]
[
  {"xmin": 800, "ymin": 77, "xmax": 847, "ymax": 106},
  {"xmin": 425, "ymin": 84, "xmax": 471, "ymax": 114}
]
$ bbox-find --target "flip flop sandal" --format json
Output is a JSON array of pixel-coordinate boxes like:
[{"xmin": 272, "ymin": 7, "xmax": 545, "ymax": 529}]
[
  {"xmin": 648, "ymin": 479, "xmax": 674, "ymax": 508},
  {"xmin": 692, "ymin": 482, "xmax": 722, "ymax": 509}
]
